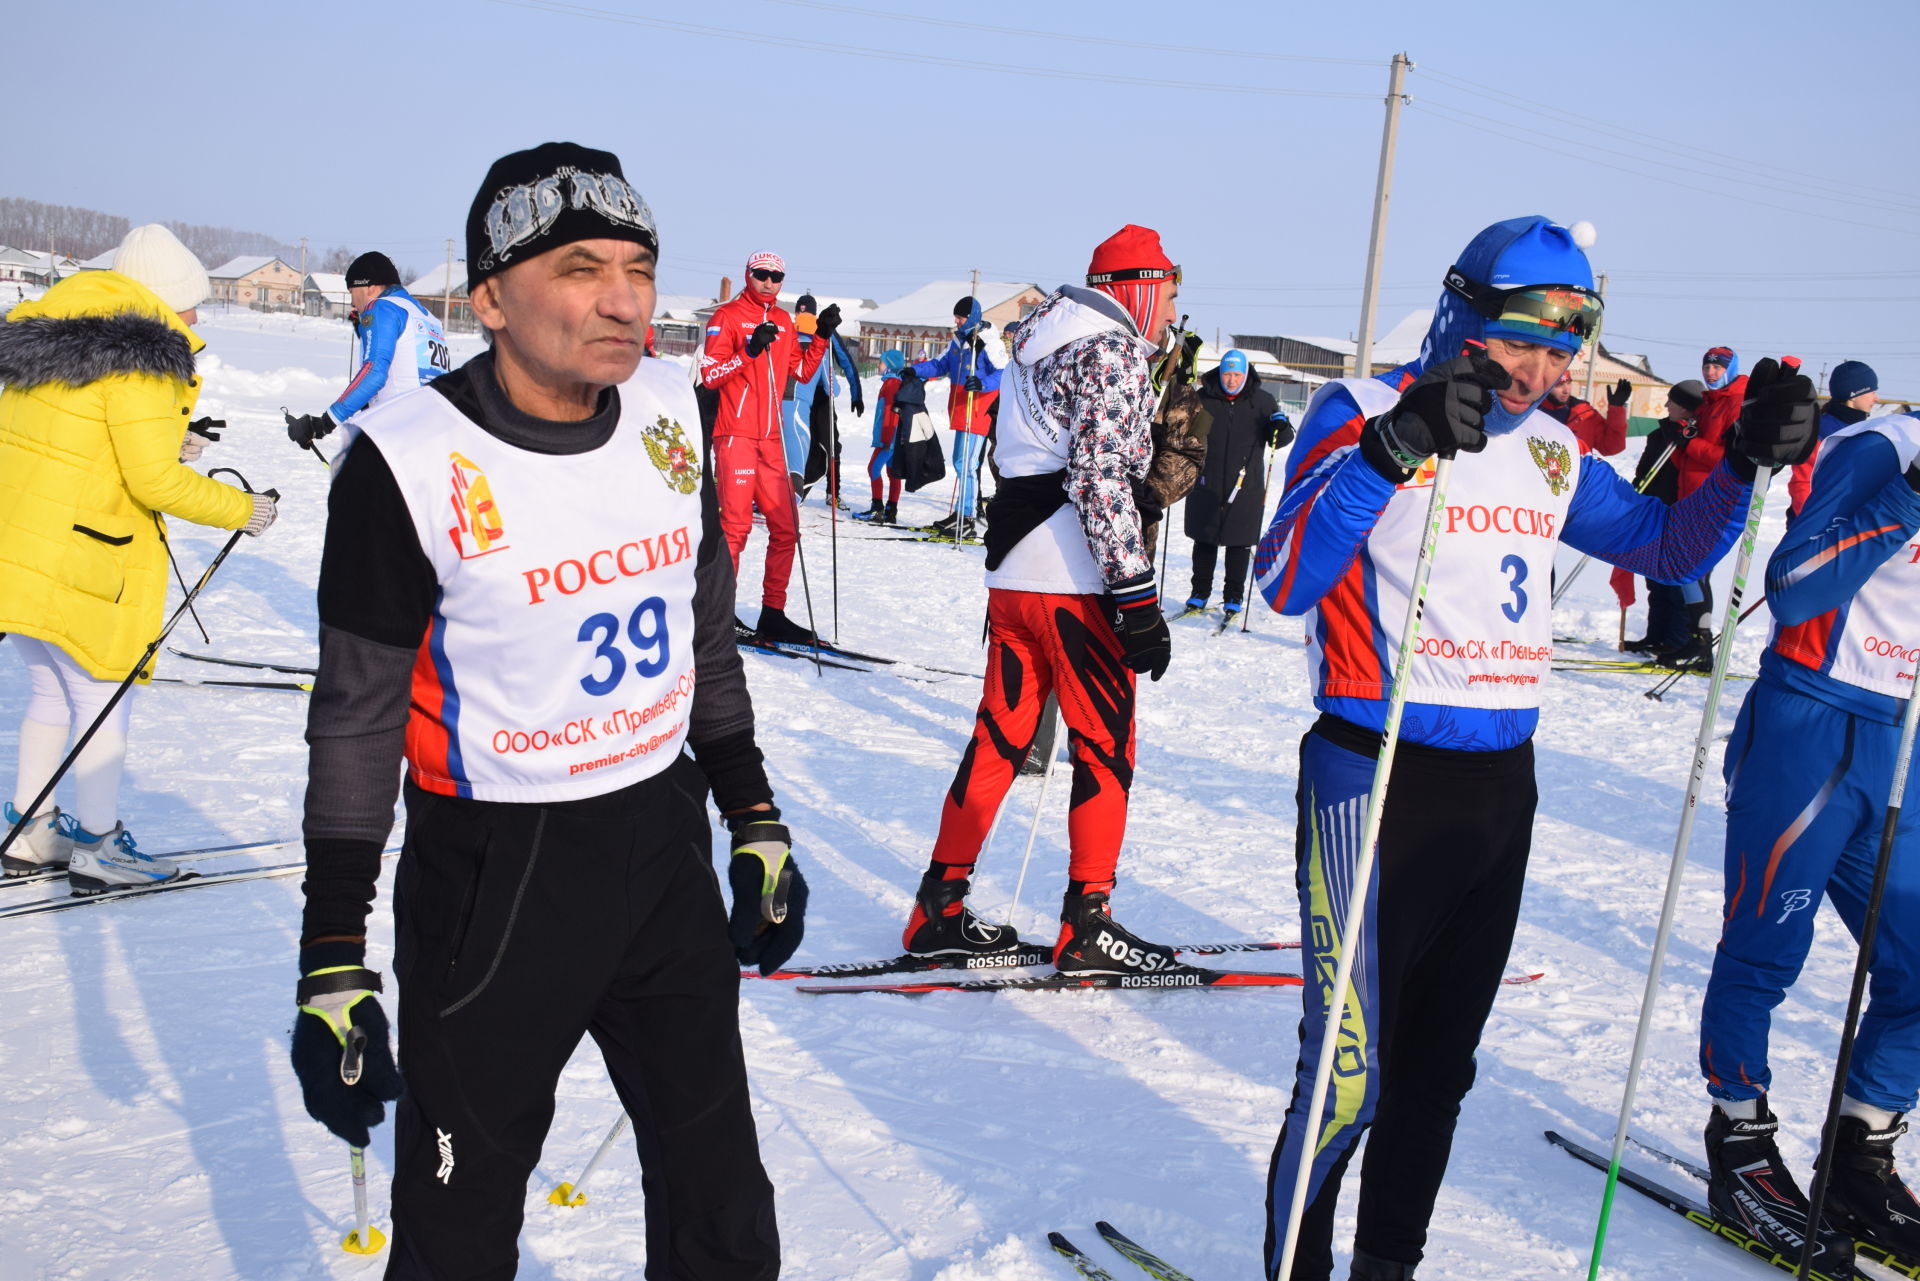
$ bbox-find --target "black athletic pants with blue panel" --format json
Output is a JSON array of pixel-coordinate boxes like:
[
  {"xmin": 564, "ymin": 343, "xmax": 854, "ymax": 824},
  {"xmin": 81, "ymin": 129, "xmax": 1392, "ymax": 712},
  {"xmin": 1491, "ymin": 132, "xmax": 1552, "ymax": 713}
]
[{"xmin": 385, "ymin": 756, "xmax": 777, "ymax": 1281}]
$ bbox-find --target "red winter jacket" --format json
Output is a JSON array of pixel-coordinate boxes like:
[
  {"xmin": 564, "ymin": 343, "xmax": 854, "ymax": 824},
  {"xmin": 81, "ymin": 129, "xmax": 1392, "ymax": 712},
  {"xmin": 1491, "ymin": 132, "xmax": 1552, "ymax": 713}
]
[
  {"xmin": 700, "ymin": 290, "xmax": 828, "ymax": 441},
  {"xmin": 1675, "ymin": 375, "xmax": 1746, "ymax": 500},
  {"xmin": 1565, "ymin": 398, "xmax": 1628, "ymax": 457}
]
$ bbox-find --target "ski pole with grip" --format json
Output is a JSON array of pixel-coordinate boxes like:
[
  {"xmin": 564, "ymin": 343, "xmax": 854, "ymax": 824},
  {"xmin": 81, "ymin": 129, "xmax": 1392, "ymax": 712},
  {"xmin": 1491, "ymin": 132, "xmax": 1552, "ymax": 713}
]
[
  {"xmin": 1796, "ymin": 657, "xmax": 1920, "ymax": 1280},
  {"xmin": 338, "ymin": 1025, "xmax": 388, "ymax": 1253},
  {"xmin": 0, "ymin": 474, "xmax": 278, "ymax": 863},
  {"xmin": 1243, "ymin": 450, "xmax": 1279, "ymax": 634},
  {"xmin": 1587, "ymin": 466, "xmax": 1773, "ymax": 1279},
  {"xmin": 1274, "ymin": 451, "xmax": 1455, "ymax": 1281},
  {"xmin": 1001, "ymin": 698, "xmax": 1064, "ymax": 933}
]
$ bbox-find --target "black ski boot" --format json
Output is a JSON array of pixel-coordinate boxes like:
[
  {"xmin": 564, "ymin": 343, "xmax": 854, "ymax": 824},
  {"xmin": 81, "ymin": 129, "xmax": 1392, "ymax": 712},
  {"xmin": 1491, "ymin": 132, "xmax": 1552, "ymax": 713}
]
[
  {"xmin": 756, "ymin": 606, "xmax": 817, "ymax": 645},
  {"xmin": 1704, "ymin": 1101, "xmax": 1855, "ymax": 1274},
  {"xmin": 1622, "ymin": 635, "xmax": 1663, "ymax": 654},
  {"xmin": 1053, "ymin": 885, "xmax": 1178, "ymax": 975},
  {"xmin": 881, "ymin": 501, "xmax": 897, "ymax": 525},
  {"xmin": 1821, "ymin": 1112, "xmax": 1920, "ymax": 1262},
  {"xmin": 1349, "ymin": 1247, "xmax": 1416, "ymax": 1280},
  {"xmin": 1656, "ymin": 629, "xmax": 1713, "ymax": 671},
  {"xmin": 902, "ymin": 868, "xmax": 1019, "ymax": 956}
]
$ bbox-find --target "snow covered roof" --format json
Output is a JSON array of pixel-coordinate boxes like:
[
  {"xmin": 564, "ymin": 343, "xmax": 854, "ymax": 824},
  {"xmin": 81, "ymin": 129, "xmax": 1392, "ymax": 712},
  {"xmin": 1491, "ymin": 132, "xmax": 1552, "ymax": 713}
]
[
  {"xmin": 861, "ymin": 281, "xmax": 1037, "ymax": 328},
  {"xmin": 305, "ymin": 272, "xmax": 349, "ymax": 302},
  {"xmin": 1371, "ymin": 309, "xmax": 1433, "ymax": 366},
  {"xmin": 76, "ymin": 248, "xmax": 118, "ymax": 271},
  {"xmin": 208, "ymin": 255, "xmax": 285, "ymax": 280},
  {"xmin": 655, "ymin": 293, "xmax": 716, "ymax": 321},
  {"xmin": 406, "ymin": 262, "xmax": 467, "ymax": 297}
]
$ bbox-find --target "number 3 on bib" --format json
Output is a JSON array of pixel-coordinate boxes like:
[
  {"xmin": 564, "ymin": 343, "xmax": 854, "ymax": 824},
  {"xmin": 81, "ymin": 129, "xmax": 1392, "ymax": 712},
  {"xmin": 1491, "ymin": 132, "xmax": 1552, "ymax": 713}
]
[
  {"xmin": 1499, "ymin": 555, "xmax": 1528, "ymax": 623},
  {"xmin": 577, "ymin": 597, "xmax": 671, "ymax": 696}
]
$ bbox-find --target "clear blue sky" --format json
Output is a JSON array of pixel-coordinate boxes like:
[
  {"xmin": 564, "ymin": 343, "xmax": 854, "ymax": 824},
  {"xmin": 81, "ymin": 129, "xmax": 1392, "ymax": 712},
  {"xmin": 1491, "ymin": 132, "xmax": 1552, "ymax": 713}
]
[{"xmin": 10, "ymin": 0, "xmax": 1916, "ymax": 395}]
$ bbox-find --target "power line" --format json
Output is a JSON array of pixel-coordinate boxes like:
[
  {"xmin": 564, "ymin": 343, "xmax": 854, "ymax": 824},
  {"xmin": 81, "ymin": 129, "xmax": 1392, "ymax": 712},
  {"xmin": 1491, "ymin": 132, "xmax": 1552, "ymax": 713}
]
[
  {"xmin": 760, "ymin": 0, "xmax": 1379, "ymax": 65},
  {"xmin": 492, "ymin": 0, "xmax": 1379, "ymax": 98}
]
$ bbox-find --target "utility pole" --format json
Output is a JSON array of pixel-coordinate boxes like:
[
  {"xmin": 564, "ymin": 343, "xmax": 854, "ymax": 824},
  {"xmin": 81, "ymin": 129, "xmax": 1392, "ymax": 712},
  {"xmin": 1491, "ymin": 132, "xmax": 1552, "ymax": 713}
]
[
  {"xmin": 299, "ymin": 236, "xmax": 309, "ymax": 314},
  {"xmin": 1354, "ymin": 52, "xmax": 1412, "ymax": 380},
  {"xmin": 443, "ymin": 238, "xmax": 455, "ymax": 330},
  {"xmin": 1581, "ymin": 271, "xmax": 1608, "ymax": 403}
]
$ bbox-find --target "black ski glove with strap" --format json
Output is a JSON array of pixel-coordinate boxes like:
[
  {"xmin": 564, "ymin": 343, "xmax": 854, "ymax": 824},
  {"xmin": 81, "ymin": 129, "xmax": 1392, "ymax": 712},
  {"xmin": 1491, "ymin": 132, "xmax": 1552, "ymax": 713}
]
[
  {"xmin": 286, "ymin": 411, "xmax": 337, "ymax": 450},
  {"xmin": 1109, "ymin": 577, "xmax": 1171, "ymax": 681},
  {"xmin": 726, "ymin": 812, "xmax": 808, "ymax": 975},
  {"xmin": 1607, "ymin": 378, "xmax": 1632, "ymax": 408},
  {"xmin": 745, "ymin": 322, "xmax": 779, "ymax": 358},
  {"xmin": 1359, "ymin": 346, "xmax": 1511, "ymax": 482},
  {"xmin": 1730, "ymin": 356, "xmax": 1819, "ymax": 470},
  {"xmin": 291, "ymin": 941, "xmax": 404, "ymax": 1148},
  {"xmin": 814, "ymin": 304, "xmax": 843, "ymax": 340}
]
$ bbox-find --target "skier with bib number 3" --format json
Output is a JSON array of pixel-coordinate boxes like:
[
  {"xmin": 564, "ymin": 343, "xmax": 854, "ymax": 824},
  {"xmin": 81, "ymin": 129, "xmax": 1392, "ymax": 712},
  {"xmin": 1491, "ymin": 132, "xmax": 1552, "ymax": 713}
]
[
  {"xmin": 289, "ymin": 142, "xmax": 801, "ymax": 1280},
  {"xmin": 1252, "ymin": 214, "xmax": 1816, "ymax": 1280}
]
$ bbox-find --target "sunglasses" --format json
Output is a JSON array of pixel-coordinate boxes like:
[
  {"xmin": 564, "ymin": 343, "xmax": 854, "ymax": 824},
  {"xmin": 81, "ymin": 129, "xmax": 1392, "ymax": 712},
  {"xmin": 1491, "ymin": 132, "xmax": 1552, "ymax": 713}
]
[
  {"xmin": 1444, "ymin": 268, "xmax": 1603, "ymax": 342},
  {"xmin": 750, "ymin": 268, "xmax": 785, "ymax": 283},
  {"xmin": 1085, "ymin": 265, "xmax": 1181, "ymax": 287}
]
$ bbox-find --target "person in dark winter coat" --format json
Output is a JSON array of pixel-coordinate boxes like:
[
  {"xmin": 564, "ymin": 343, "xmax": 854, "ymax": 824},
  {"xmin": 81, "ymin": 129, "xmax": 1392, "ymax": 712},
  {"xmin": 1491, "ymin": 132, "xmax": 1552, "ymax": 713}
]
[
  {"xmin": 1621, "ymin": 379, "xmax": 1706, "ymax": 653},
  {"xmin": 1183, "ymin": 350, "xmax": 1292, "ymax": 615}
]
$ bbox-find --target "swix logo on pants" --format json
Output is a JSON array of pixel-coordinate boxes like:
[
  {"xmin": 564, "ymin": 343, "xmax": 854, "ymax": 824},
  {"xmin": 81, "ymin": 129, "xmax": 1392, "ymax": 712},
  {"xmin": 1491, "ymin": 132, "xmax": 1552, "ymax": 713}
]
[
  {"xmin": 436, "ymin": 1128, "xmax": 455, "ymax": 1184},
  {"xmin": 1095, "ymin": 927, "xmax": 1168, "ymax": 971}
]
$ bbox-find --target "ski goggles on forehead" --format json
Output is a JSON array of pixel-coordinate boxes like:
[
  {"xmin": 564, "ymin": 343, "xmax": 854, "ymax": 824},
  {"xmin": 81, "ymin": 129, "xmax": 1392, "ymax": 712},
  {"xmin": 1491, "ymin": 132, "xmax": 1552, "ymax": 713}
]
[
  {"xmin": 749, "ymin": 268, "xmax": 785, "ymax": 282},
  {"xmin": 1085, "ymin": 264, "xmax": 1181, "ymax": 287},
  {"xmin": 1444, "ymin": 268, "xmax": 1603, "ymax": 343}
]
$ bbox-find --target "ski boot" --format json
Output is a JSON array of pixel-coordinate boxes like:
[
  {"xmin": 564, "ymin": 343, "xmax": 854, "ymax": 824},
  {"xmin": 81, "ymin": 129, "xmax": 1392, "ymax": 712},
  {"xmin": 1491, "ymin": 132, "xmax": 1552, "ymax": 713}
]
[
  {"xmin": 1656, "ymin": 629, "xmax": 1713, "ymax": 672},
  {"xmin": 1820, "ymin": 1109, "xmax": 1920, "ymax": 1262},
  {"xmin": 902, "ymin": 867, "xmax": 1019, "ymax": 957},
  {"xmin": 881, "ymin": 501, "xmax": 898, "ymax": 525},
  {"xmin": 1622, "ymin": 635, "xmax": 1662, "ymax": 654},
  {"xmin": 1349, "ymin": 1248, "xmax": 1416, "ymax": 1280},
  {"xmin": 1054, "ymin": 884, "xmax": 1178, "ymax": 975},
  {"xmin": 852, "ymin": 500, "xmax": 885, "ymax": 522},
  {"xmin": 1703, "ymin": 1100, "xmax": 1854, "ymax": 1274},
  {"xmin": 1, "ymin": 803, "xmax": 75, "ymax": 877},
  {"xmin": 926, "ymin": 512, "xmax": 961, "ymax": 535},
  {"xmin": 756, "ymin": 606, "xmax": 817, "ymax": 646},
  {"xmin": 1181, "ymin": 596, "xmax": 1207, "ymax": 615},
  {"xmin": 1223, "ymin": 600, "xmax": 1244, "ymax": 619},
  {"xmin": 951, "ymin": 517, "xmax": 979, "ymax": 543},
  {"xmin": 66, "ymin": 823, "xmax": 183, "ymax": 896}
]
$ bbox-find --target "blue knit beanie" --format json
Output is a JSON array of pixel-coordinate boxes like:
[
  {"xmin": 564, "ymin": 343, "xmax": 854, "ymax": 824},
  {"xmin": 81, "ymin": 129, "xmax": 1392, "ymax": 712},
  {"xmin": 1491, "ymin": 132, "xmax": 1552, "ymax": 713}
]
[{"xmin": 1830, "ymin": 360, "xmax": 1877, "ymax": 403}]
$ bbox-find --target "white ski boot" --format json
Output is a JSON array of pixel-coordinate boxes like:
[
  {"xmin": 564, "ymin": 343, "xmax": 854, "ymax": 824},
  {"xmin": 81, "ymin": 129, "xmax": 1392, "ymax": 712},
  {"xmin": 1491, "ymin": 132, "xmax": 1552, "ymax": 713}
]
[
  {"xmin": 66, "ymin": 823, "xmax": 184, "ymax": 896},
  {"xmin": 1, "ymin": 803, "xmax": 76, "ymax": 877}
]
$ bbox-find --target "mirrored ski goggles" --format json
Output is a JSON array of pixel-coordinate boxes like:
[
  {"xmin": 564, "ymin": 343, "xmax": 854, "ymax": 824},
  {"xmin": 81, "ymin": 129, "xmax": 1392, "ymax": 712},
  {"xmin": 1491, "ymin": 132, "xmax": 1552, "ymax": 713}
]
[
  {"xmin": 1444, "ymin": 268, "xmax": 1603, "ymax": 345},
  {"xmin": 1085, "ymin": 264, "xmax": 1181, "ymax": 288}
]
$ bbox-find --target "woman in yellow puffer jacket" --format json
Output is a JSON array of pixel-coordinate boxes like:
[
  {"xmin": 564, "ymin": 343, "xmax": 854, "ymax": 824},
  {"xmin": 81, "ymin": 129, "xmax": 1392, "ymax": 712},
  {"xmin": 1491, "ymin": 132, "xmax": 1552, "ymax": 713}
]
[{"xmin": 0, "ymin": 224, "xmax": 277, "ymax": 893}]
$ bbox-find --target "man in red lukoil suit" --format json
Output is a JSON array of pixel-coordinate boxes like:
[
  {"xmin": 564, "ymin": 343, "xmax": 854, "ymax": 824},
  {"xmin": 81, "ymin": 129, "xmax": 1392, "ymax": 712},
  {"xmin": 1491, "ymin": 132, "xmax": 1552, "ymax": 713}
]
[{"xmin": 702, "ymin": 251, "xmax": 838, "ymax": 642}]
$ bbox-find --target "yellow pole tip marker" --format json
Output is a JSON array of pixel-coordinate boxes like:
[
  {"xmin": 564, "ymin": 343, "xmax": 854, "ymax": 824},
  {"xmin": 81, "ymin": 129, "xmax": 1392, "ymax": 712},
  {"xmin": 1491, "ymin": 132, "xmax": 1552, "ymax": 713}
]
[
  {"xmin": 342, "ymin": 1225, "xmax": 388, "ymax": 1254},
  {"xmin": 548, "ymin": 1182, "xmax": 587, "ymax": 1207}
]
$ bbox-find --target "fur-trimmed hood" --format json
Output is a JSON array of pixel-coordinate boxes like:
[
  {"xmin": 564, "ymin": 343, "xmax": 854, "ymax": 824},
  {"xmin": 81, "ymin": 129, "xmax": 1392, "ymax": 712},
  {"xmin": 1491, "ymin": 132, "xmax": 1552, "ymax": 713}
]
[{"xmin": 0, "ymin": 270, "xmax": 199, "ymax": 391}]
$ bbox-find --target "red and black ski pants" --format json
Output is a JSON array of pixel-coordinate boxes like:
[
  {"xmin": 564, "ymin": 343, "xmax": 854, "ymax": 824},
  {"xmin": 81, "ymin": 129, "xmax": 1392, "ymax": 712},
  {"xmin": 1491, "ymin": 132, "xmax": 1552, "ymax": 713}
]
[
  {"xmin": 386, "ymin": 758, "xmax": 777, "ymax": 1280},
  {"xmin": 930, "ymin": 588, "xmax": 1136, "ymax": 887}
]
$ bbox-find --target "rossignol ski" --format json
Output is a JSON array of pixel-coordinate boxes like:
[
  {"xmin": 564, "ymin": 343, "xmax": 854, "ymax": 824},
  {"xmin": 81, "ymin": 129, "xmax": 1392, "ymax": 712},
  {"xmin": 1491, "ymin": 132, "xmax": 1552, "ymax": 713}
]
[{"xmin": 753, "ymin": 940, "xmax": 1300, "ymax": 981}]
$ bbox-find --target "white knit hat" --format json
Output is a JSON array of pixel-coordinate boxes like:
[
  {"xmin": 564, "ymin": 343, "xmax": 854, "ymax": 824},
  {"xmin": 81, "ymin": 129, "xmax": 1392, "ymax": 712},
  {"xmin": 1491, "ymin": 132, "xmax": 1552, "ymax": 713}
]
[{"xmin": 112, "ymin": 224, "xmax": 209, "ymax": 312}]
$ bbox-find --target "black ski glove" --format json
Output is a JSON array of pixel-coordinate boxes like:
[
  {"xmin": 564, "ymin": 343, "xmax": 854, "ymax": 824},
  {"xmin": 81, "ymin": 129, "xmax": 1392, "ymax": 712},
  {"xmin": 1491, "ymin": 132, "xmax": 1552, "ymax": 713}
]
[
  {"xmin": 1110, "ymin": 586, "xmax": 1172, "ymax": 682},
  {"xmin": 1266, "ymin": 412, "xmax": 1295, "ymax": 449},
  {"xmin": 1359, "ymin": 347, "xmax": 1510, "ymax": 481},
  {"xmin": 745, "ymin": 322, "xmax": 779, "ymax": 358},
  {"xmin": 815, "ymin": 304, "xmax": 843, "ymax": 340},
  {"xmin": 1607, "ymin": 378, "xmax": 1632, "ymax": 408},
  {"xmin": 726, "ymin": 814, "xmax": 808, "ymax": 975},
  {"xmin": 963, "ymin": 375, "xmax": 985, "ymax": 393},
  {"xmin": 286, "ymin": 411, "xmax": 337, "ymax": 450},
  {"xmin": 1731, "ymin": 356, "xmax": 1819, "ymax": 469},
  {"xmin": 290, "ymin": 943, "xmax": 404, "ymax": 1148},
  {"xmin": 852, "ymin": 394, "xmax": 866, "ymax": 418}
]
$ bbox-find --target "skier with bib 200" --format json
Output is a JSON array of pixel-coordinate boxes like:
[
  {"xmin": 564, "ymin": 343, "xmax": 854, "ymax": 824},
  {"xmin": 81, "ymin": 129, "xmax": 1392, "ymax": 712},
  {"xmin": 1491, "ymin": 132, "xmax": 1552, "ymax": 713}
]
[
  {"xmin": 289, "ymin": 142, "xmax": 802, "ymax": 1280},
  {"xmin": 902, "ymin": 224, "xmax": 1177, "ymax": 977},
  {"xmin": 1253, "ymin": 214, "xmax": 1815, "ymax": 1281},
  {"xmin": 1695, "ymin": 406, "xmax": 1920, "ymax": 1275},
  {"xmin": 701, "ymin": 252, "xmax": 836, "ymax": 643},
  {"xmin": 285, "ymin": 251, "xmax": 450, "ymax": 452}
]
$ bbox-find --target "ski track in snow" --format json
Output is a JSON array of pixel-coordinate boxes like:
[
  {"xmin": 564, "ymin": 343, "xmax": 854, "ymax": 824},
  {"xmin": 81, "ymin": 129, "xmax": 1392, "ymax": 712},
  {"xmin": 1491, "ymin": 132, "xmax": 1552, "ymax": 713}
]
[{"xmin": 0, "ymin": 305, "xmax": 1863, "ymax": 1279}]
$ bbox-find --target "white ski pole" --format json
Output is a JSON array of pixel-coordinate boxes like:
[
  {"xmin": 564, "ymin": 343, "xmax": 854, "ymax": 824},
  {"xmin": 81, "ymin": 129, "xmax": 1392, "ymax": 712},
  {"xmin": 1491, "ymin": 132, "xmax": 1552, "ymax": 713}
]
[
  {"xmin": 1002, "ymin": 699, "xmax": 1064, "ymax": 932},
  {"xmin": 341, "ymin": 1144, "xmax": 387, "ymax": 1253},
  {"xmin": 550, "ymin": 1111, "xmax": 631, "ymax": 1208},
  {"xmin": 1275, "ymin": 452, "xmax": 1455, "ymax": 1281},
  {"xmin": 1585, "ymin": 470, "xmax": 1771, "ymax": 1279}
]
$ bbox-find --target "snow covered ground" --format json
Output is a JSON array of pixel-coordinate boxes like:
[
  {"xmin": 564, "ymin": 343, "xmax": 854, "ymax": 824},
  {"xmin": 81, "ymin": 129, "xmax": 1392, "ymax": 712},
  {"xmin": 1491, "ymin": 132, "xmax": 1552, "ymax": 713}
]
[{"xmin": 0, "ymin": 306, "xmax": 1871, "ymax": 1279}]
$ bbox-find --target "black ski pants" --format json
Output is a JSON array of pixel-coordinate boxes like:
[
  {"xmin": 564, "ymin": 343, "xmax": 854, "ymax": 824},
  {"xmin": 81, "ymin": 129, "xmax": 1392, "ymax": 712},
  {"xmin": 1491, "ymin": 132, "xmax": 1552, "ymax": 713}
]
[
  {"xmin": 1266, "ymin": 716, "xmax": 1535, "ymax": 1279},
  {"xmin": 386, "ymin": 757, "xmax": 778, "ymax": 1280},
  {"xmin": 1189, "ymin": 541, "xmax": 1251, "ymax": 606}
]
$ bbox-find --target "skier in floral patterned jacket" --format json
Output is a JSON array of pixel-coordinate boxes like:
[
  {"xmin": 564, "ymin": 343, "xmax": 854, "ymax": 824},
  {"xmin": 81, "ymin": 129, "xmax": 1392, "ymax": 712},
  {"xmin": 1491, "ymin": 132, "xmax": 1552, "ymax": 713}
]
[{"xmin": 899, "ymin": 224, "xmax": 1183, "ymax": 978}]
